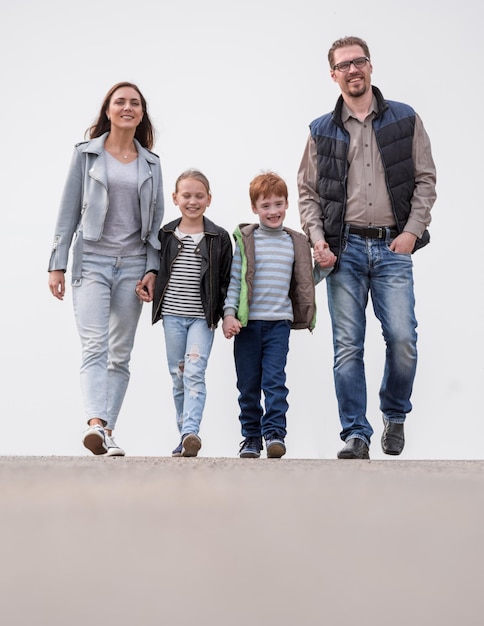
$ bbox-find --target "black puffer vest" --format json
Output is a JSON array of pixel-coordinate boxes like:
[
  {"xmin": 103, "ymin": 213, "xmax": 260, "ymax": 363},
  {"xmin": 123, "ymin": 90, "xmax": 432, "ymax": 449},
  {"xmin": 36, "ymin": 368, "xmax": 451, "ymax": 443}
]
[{"xmin": 309, "ymin": 86, "xmax": 429, "ymax": 269}]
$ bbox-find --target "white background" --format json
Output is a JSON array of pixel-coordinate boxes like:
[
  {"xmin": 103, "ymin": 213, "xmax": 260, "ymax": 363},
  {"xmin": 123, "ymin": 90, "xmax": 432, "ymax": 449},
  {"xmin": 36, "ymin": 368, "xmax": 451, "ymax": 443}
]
[{"xmin": 1, "ymin": 0, "xmax": 482, "ymax": 458}]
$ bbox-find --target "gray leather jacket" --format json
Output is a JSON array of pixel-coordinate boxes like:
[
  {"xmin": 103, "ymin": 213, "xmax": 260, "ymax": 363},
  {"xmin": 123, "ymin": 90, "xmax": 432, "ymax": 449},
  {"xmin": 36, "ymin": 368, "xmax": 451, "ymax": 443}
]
[{"xmin": 48, "ymin": 132, "xmax": 164, "ymax": 280}]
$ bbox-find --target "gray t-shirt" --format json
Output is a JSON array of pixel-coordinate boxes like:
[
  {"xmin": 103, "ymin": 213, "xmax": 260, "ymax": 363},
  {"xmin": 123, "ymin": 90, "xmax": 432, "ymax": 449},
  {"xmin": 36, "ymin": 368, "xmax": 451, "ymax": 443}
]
[{"xmin": 83, "ymin": 152, "xmax": 145, "ymax": 257}]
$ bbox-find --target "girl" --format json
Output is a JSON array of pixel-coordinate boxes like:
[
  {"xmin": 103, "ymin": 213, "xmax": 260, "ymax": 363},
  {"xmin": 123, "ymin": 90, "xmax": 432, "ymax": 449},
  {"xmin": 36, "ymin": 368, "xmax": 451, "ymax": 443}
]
[
  {"xmin": 148, "ymin": 170, "xmax": 232, "ymax": 456},
  {"xmin": 48, "ymin": 82, "xmax": 164, "ymax": 457}
]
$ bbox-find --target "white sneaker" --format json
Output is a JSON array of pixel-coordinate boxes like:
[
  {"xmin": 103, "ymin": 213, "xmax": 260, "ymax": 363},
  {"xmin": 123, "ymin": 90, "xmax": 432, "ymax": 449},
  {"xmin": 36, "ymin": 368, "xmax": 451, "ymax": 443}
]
[
  {"xmin": 105, "ymin": 434, "xmax": 126, "ymax": 457},
  {"xmin": 83, "ymin": 425, "xmax": 107, "ymax": 455}
]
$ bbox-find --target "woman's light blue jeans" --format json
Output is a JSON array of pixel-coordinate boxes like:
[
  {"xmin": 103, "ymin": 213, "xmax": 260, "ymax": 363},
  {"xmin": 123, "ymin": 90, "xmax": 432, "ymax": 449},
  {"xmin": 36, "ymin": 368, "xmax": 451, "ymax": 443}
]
[
  {"xmin": 326, "ymin": 230, "xmax": 418, "ymax": 445},
  {"xmin": 72, "ymin": 253, "xmax": 145, "ymax": 430},
  {"xmin": 162, "ymin": 315, "xmax": 215, "ymax": 437}
]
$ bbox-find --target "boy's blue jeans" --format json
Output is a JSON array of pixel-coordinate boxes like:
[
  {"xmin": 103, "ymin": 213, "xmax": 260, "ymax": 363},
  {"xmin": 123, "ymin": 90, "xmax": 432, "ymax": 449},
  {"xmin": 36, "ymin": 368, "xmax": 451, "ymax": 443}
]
[
  {"xmin": 233, "ymin": 320, "xmax": 291, "ymax": 440},
  {"xmin": 162, "ymin": 315, "xmax": 215, "ymax": 436},
  {"xmin": 326, "ymin": 230, "xmax": 418, "ymax": 445}
]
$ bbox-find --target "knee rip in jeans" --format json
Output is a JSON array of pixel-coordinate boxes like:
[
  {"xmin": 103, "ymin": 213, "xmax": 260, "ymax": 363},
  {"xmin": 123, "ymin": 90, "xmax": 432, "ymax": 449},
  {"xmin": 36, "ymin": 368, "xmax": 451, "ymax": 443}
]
[
  {"xmin": 176, "ymin": 346, "xmax": 201, "ymax": 378},
  {"xmin": 186, "ymin": 344, "xmax": 200, "ymax": 363}
]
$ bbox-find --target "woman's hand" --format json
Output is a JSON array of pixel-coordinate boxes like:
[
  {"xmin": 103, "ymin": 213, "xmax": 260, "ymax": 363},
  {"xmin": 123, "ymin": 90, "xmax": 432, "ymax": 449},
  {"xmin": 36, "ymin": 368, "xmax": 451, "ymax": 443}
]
[
  {"xmin": 48, "ymin": 270, "xmax": 65, "ymax": 300},
  {"xmin": 135, "ymin": 272, "xmax": 156, "ymax": 303}
]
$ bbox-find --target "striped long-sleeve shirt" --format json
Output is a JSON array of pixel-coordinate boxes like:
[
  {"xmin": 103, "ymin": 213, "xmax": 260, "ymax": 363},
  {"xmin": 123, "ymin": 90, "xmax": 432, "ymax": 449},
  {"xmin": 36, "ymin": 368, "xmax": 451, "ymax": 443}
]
[
  {"xmin": 224, "ymin": 223, "xmax": 294, "ymax": 322},
  {"xmin": 161, "ymin": 231, "xmax": 205, "ymax": 318}
]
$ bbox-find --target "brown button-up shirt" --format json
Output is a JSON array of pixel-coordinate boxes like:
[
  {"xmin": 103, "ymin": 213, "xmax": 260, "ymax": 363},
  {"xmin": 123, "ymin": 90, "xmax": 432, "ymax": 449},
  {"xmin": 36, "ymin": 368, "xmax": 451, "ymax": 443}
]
[{"xmin": 343, "ymin": 99, "xmax": 395, "ymax": 228}]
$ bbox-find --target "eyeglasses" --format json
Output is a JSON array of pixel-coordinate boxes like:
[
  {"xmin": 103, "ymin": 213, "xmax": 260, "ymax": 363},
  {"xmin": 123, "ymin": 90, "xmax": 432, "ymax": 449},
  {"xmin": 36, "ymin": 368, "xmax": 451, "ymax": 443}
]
[{"xmin": 332, "ymin": 56, "xmax": 370, "ymax": 73}]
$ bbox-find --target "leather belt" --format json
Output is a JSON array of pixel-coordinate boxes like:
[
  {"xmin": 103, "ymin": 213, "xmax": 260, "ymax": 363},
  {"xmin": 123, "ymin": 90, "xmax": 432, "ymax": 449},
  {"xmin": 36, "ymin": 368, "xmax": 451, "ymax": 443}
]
[{"xmin": 348, "ymin": 226, "xmax": 398, "ymax": 239}]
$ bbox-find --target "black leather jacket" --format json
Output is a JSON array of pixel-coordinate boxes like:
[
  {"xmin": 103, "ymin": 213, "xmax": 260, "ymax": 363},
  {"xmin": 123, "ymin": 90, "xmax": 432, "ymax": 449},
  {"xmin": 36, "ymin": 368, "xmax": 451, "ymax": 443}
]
[{"xmin": 152, "ymin": 217, "xmax": 232, "ymax": 329}]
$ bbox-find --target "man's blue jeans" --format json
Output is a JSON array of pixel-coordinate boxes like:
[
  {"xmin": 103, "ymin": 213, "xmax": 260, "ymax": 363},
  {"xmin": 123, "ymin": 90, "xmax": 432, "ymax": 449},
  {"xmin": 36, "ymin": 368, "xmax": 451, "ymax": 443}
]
[
  {"xmin": 162, "ymin": 315, "xmax": 215, "ymax": 436},
  {"xmin": 234, "ymin": 320, "xmax": 291, "ymax": 439},
  {"xmin": 326, "ymin": 230, "xmax": 418, "ymax": 445}
]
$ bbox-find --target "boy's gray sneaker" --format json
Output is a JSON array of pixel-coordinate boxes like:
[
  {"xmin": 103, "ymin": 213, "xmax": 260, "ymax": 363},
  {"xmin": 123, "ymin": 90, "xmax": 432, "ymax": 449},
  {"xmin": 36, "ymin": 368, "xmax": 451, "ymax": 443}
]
[
  {"xmin": 105, "ymin": 434, "xmax": 126, "ymax": 457},
  {"xmin": 83, "ymin": 425, "xmax": 107, "ymax": 456},
  {"xmin": 181, "ymin": 433, "xmax": 202, "ymax": 457},
  {"xmin": 239, "ymin": 437, "xmax": 263, "ymax": 458},
  {"xmin": 266, "ymin": 437, "xmax": 286, "ymax": 459}
]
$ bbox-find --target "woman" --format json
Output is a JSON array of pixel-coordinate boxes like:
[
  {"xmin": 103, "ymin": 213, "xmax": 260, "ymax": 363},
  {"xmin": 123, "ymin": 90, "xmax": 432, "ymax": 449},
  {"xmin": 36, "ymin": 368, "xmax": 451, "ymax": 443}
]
[{"xmin": 48, "ymin": 82, "xmax": 164, "ymax": 457}]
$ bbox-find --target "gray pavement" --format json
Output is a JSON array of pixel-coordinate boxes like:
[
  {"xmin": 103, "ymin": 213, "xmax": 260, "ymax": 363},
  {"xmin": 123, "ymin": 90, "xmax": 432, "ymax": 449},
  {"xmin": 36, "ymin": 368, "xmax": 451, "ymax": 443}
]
[{"xmin": 1, "ymin": 457, "xmax": 483, "ymax": 625}]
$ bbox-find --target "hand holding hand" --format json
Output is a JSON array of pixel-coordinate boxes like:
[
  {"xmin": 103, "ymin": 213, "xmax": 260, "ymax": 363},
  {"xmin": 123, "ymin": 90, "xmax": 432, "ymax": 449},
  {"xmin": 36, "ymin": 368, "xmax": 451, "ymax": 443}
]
[
  {"xmin": 222, "ymin": 315, "xmax": 242, "ymax": 339},
  {"xmin": 135, "ymin": 272, "xmax": 156, "ymax": 303},
  {"xmin": 313, "ymin": 240, "xmax": 337, "ymax": 268}
]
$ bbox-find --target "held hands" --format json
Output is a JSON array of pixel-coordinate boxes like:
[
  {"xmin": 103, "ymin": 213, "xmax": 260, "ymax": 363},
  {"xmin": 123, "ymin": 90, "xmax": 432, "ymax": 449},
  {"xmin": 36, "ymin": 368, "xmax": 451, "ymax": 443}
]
[
  {"xmin": 223, "ymin": 315, "xmax": 242, "ymax": 339},
  {"xmin": 313, "ymin": 240, "xmax": 337, "ymax": 268},
  {"xmin": 48, "ymin": 270, "xmax": 66, "ymax": 300},
  {"xmin": 135, "ymin": 272, "xmax": 156, "ymax": 303}
]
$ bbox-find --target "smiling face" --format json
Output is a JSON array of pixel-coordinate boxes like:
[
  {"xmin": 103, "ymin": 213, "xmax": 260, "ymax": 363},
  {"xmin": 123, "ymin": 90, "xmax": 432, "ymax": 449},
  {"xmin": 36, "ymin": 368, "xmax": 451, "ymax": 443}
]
[
  {"xmin": 252, "ymin": 193, "xmax": 288, "ymax": 229},
  {"xmin": 330, "ymin": 44, "xmax": 372, "ymax": 100},
  {"xmin": 106, "ymin": 86, "xmax": 144, "ymax": 131},
  {"xmin": 173, "ymin": 177, "xmax": 211, "ymax": 228}
]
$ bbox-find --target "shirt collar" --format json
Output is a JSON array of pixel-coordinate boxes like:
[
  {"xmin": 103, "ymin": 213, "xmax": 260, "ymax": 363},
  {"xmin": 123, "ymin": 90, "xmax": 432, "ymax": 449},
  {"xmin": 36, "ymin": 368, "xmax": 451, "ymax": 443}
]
[{"xmin": 342, "ymin": 94, "xmax": 378, "ymax": 123}]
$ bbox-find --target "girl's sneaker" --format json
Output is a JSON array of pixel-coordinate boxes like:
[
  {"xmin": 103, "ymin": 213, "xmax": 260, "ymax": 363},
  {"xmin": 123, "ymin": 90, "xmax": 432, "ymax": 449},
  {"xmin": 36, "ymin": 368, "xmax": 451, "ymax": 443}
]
[
  {"xmin": 82, "ymin": 425, "xmax": 107, "ymax": 455},
  {"xmin": 181, "ymin": 433, "xmax": 202, "ymax": 457},
  {"xmin": 172, "ymin": 440, "xmax": 183, "ymax": 457}
]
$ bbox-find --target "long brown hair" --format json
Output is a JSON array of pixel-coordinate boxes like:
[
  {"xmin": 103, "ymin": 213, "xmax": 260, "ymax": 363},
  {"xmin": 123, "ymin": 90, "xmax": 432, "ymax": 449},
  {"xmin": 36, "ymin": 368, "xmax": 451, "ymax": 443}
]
[{"xmin": 87, "ymin": 81, "xmax": 155, "ymax": 150}]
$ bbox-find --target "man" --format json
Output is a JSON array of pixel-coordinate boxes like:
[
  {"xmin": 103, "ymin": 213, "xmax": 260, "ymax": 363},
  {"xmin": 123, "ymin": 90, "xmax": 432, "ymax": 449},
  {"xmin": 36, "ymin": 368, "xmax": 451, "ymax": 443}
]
[{"xmin": 298, "ymin": 36, "xmax": 436, "ymax": 459}]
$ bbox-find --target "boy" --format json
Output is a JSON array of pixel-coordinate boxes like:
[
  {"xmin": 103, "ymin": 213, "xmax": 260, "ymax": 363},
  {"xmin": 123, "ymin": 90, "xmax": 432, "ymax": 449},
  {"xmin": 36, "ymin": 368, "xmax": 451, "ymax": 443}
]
[{"xmin": 223, "ymin": 172, "xmax": 316, "ymax": 458}]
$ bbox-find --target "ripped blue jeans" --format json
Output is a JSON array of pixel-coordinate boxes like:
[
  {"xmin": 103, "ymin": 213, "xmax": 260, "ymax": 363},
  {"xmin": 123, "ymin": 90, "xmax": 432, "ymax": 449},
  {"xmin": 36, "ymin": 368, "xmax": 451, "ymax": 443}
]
[{"xmin": 162, "ymin": 315, "xmax": 215, "ymax": 436}]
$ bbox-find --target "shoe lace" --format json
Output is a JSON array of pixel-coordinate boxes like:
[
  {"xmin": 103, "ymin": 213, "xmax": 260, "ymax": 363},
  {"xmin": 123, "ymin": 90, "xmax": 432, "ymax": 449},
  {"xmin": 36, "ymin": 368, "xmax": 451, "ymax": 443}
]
[
  {"xmin": 240, "ymin": 437, "xmax": 261, "ymax": 451},
  {"xmin": 105, "ymin": 435, "xmax": 117, "ymax": 448}
]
